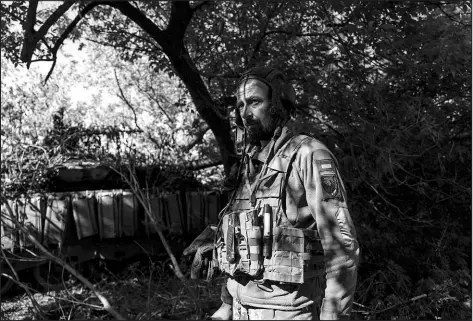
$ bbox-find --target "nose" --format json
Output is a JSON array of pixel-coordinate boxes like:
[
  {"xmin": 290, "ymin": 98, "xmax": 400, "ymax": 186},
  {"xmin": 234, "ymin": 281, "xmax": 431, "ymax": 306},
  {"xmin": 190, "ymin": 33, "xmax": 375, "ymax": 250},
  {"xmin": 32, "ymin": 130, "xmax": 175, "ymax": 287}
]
[{"xmin": 240, "ymin": 103, "xmax": 250, "ymax": 121}]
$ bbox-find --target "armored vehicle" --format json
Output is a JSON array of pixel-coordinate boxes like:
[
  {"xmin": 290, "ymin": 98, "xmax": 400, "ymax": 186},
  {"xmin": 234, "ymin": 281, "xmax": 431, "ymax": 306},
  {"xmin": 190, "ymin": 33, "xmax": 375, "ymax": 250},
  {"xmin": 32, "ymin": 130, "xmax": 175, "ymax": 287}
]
[{"xmin": 1, "ymin": 160, "xmax": 226, "ymax": 295}]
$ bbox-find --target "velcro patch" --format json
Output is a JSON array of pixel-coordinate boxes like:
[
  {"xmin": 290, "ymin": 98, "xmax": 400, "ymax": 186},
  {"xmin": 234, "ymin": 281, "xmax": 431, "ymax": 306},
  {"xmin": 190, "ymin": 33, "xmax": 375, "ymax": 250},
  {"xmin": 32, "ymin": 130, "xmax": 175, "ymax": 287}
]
[
  {"xmin": 315, "ymin": 159, "xmax": 336, "ymax": 173},
  {"xmin": 321, "ymin": 175, "xmax": 342, "ymax": 200},
  {"xmin": 316, "ymin": 159, "xmax": 343, "ymax": 201}
]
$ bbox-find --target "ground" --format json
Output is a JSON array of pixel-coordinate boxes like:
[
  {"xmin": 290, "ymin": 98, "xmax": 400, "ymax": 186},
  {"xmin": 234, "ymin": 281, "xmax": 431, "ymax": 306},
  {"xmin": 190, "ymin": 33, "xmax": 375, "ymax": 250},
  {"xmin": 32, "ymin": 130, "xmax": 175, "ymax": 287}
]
[{"xmin": 1, "ymin": 259, "xmax": 224, "ymax": 320}]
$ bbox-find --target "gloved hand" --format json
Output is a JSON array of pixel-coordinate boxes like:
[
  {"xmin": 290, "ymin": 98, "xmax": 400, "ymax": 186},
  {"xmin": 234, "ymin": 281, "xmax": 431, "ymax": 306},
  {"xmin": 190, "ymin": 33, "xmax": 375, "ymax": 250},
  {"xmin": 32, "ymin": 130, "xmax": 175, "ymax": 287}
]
[
  {"xmin": 190, "ymin": 242, "xmax": 215, "ymax": 280},
  {"xmin": 183, "ymin": 225, "xmax": 217, "ymax": 281}
]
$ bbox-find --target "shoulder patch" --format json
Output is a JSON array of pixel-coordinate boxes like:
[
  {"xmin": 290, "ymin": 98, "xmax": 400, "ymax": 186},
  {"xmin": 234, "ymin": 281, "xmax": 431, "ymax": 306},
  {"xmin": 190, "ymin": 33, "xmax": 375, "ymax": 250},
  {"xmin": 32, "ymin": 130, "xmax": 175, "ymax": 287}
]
[
  {"xmin": 315, "ymin": 159, "xmax": 336, "ymax": 173},
  {"xmin": 315, "ymin": 159, "xmax": 343, "ymax": 202}
]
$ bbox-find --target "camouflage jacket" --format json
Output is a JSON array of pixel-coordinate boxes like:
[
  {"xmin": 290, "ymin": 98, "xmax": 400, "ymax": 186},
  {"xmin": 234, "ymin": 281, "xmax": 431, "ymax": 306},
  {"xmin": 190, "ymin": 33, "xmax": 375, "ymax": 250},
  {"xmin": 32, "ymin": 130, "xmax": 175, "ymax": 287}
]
[{"xmin": 224, "ymin": 125, "xmax": 360, "ymax": 320}]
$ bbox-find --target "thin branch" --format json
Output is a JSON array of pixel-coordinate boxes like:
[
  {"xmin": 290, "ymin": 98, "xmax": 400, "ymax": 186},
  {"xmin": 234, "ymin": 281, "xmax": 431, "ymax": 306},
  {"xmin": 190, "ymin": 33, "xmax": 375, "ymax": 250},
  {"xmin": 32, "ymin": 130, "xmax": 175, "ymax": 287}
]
[
  {"xmin": 295, "ymin": 103, "xmax": 345, "ymax": 138},
  {"xmin": 199, "ymin": 71, "xmax": 240, "ymax": 79},
  {"xmin": 185, "ymin": 159, "xmax": 222, "ymax": 170},
  {"xmin": 136, "ymin": 81, "xmax": 175, "ymax": 125},
  {"xmin": 366, "ymin": 182, "xmax": 404, "ymax": 214},
  {"xmin": 114, "ymin": 68, "xmax": 142, "ymax": 132},
  {"xmin": 43, "ymin": 54, "xmax": 57, "ymax": 85},
  {"xmin": 360, "ymin": 294, "xmax": 428, "ymax": 315},
  {"xmin": 1, "ymin": 249, "xmax": 46, "ymax": 318},
  {"xmin": 108, "ymin": 165, "xmax": 187, "ymax": 282},
  {"xmin": 264, "ymin": 29, "xmax": 332, "ymax": 37},
  {"xmin": 1, "ymin": 6, "xmax": 27, "ymax": 27},
  {"xmin": 43, "ymin": 1, "xmax": 102, "ymax": 84},
  {"xmin": 105, "ymin": 1, "xmax": 169, "ymax": 52},
  {"xmin": 34, "ymin": 0, "xmax": 76, "ymax": 41},
  {"xmin": 2, "ymin": 200, "xmax": 127, "ymax": 320},
  {"xmin": 21, "ymin": 0, "xmax": 76, "ymax": 66},
  {"xmin": 84, "ymin": 36, "xmax": 134, "ymax": 50},
  {"xmin": 181, "ymin": 125, "xmax": 210, "ymax": 152},
  {"xmin": 437, "ymin": 3, "xmax": 469, "ymax": 25},
  {"xmin": 249, "ymin": 2, "xmax": 284, "ymax": 66}
]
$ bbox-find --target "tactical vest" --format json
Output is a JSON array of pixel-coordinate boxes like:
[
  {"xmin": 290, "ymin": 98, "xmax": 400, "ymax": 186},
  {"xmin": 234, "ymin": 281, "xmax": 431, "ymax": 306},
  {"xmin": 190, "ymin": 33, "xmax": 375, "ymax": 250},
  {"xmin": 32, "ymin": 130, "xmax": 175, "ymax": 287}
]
[{"xmin": 215, "ymin": 134, "xmax": 326, "ymax": 284}]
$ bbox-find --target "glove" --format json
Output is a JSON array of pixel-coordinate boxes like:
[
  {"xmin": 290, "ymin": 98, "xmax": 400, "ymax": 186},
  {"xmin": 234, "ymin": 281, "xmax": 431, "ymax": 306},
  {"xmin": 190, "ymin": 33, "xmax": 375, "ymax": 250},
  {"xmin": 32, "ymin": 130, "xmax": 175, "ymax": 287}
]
[
  {"xmin": 183, "ymin": 225, "xmax": 217, "ymax": 281},
  {"xmin": 190, "ymin": 242, "xmax": 215, "ymax": 280}
]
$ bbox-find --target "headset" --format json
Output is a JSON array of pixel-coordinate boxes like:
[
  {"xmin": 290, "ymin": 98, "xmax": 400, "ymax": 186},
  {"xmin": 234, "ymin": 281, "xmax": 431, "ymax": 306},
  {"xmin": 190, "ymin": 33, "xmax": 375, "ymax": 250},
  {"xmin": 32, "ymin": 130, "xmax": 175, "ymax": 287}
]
[{"xmin": 233, "ymin": 67, "xmax": 296, "ymax": 155}]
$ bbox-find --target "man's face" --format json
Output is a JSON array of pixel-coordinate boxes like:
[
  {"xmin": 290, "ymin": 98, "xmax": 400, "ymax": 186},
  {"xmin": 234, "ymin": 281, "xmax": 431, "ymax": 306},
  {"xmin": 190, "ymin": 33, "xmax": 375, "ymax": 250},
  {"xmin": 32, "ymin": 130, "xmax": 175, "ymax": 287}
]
[{"xmin": 236, "ymin": 79, "xmax": 278, "ymax": 143}]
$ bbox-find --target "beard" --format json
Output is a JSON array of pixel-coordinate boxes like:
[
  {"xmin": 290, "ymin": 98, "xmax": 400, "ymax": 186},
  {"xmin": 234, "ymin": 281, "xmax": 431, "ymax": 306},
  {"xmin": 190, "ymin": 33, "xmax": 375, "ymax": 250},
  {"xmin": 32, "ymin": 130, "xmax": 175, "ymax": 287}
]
[{"xmin": 244, "ymin": 116, "xmax": 279, "ymax": 145}]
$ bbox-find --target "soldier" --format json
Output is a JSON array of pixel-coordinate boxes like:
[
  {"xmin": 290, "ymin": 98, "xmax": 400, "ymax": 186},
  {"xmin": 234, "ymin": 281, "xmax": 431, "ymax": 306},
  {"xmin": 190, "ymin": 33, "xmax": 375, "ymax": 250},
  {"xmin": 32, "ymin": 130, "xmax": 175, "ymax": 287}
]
[{"xmin": 190, "ymin": 66, "xmax": 359, "ymax": 320}]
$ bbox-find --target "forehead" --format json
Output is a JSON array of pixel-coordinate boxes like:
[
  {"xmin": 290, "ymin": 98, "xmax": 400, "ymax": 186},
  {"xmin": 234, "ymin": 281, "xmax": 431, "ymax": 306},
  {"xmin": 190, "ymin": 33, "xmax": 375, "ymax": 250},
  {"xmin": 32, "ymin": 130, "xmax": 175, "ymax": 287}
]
[{"xmin": 237, "ymin": 79, "xmax": 269, "ymax": 101}]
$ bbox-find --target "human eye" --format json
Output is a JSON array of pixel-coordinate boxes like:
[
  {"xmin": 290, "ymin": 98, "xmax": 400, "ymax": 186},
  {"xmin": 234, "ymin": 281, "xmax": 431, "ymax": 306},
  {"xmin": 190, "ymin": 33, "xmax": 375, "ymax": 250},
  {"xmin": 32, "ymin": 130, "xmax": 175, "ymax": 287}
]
[{"xmin": 249, "ymin": 98, "xmax": 261, "ymax": 105}]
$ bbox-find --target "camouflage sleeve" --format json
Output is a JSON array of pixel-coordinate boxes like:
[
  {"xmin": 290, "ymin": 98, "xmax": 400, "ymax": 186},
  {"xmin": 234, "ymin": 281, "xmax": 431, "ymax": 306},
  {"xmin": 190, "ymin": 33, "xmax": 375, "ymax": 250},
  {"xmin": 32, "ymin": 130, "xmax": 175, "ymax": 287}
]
[{"xmin": 296, "ymin": 142, "xmax": 360, "ymax": 320}]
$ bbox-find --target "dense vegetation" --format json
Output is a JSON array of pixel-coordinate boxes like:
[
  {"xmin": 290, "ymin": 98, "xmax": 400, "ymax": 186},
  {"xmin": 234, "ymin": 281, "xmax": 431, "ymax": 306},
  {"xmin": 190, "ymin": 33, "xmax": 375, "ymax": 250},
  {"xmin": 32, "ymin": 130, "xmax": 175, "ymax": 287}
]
[{"xmin": 1, "ymin": 1, "xmax": 471, "ymax": 319}]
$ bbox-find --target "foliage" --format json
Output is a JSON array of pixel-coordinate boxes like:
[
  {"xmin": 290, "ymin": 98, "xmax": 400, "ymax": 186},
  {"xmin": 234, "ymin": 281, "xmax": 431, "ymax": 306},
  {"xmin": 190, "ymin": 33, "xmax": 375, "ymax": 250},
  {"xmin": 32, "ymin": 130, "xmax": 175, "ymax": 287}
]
[
  {"xmin": 1, "ymin": 256, "xmax": 226, "ymax": 320},
  {"xmin": 1, "ymin": 40, "xmax": 223, "ymax": 196},
  {"xmin": 0, "ymin": 1, "xmax": 471, "ymax": 319}
]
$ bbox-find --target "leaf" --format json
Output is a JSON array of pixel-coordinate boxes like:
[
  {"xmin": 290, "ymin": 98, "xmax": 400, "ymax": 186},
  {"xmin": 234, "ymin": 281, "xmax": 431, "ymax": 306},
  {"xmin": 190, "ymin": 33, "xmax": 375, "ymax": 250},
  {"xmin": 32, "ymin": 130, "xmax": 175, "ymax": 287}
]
[
  {"xmin": 344, "ymin": 24, "xmax": 358, "ymax": 33},
  {"xmin": 379, "ymin": 24, "xmax": 396, "ymax": 30}
]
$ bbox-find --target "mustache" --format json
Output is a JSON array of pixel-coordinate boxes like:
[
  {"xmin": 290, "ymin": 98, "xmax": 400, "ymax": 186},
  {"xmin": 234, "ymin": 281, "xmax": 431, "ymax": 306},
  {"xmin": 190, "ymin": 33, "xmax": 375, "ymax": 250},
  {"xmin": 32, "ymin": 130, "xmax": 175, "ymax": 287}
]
[{"xmin": 243, "ymin": 118, "xmax": 260, "ymax": 126}]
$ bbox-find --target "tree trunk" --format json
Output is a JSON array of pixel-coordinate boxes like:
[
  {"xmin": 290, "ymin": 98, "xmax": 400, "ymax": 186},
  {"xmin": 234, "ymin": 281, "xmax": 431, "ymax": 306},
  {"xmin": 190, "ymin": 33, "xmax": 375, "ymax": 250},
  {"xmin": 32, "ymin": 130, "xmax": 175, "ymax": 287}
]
[
  {"xmin": 18, "ymin": 0, "xmax": 237, "ymax": 173},
  {"xmin": 108, "ymin": 1, "xmax": 237, "ymax": 174},
  {"xmin": 168, "ymin": 50, "xmax": 236, "ymax": 174}
]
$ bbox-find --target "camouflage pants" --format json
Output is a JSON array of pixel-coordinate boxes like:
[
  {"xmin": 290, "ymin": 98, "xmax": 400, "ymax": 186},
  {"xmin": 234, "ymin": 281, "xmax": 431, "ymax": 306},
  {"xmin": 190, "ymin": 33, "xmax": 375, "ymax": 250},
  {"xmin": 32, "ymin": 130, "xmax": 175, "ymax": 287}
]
[{"xmin": 232, "ymin": 300, "xmax": 317, "ymax": 320}]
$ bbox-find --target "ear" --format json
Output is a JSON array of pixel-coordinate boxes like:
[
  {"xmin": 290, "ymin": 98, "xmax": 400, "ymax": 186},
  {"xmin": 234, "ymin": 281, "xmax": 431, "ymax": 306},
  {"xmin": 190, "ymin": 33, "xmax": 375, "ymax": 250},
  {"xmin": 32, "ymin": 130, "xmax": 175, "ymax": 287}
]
[{"xmin": 280, "ymin": 82, "xmax": 296, "ymax": 106}]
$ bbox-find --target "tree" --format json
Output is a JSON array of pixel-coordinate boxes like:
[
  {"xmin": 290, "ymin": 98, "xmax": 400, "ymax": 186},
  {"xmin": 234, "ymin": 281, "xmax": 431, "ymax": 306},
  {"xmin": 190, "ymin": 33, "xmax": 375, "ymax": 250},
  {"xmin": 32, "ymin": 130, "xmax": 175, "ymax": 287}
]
[
  {"xmin": 1, "ymin": 1, "xmax": 471, "ymax": 318},
  {"xmin": 2, "ymin": 1, "xmax": 470, "ymax": 171}
]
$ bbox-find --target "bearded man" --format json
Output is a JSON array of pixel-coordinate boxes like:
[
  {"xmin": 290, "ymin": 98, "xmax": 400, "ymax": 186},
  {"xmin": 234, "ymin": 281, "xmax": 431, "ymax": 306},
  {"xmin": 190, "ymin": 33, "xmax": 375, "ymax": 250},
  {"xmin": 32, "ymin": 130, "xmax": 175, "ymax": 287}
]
[{"xmin": 201, "ymin": 67, "xmax": 360, "ymax": 320}]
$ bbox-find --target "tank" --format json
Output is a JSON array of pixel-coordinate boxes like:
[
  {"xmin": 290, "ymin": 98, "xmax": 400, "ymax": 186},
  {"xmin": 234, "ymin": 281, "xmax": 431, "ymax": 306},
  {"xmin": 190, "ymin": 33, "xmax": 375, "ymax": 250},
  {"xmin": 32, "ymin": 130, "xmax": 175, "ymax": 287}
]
[{"xmin": 0, "ymin": 160, "xmax": 227, "ymax": 295}]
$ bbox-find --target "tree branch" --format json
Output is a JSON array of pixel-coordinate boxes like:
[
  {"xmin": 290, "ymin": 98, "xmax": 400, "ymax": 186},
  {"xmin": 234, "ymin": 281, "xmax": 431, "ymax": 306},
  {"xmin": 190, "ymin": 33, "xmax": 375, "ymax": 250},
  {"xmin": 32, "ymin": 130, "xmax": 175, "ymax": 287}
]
[
  {"xmin": 437, "ymin": 3, "xmax": 470, "ymax": 25},
  {"xmin": 1, "ymin": 248, "xmax": 46, "ymax": 318},
  {"xmin": 43, "ymin": 1, "xmax": 103, "ymax": 84},
  {"xmin": 21, "ymin": 0, "xmax": 76, "ymax": 67},
  {"xmin": 182, "ymin": 125, "xmax": 210, "ymax": 152},
  {"xmin": 2, "ymin": 200, "xmax": 127, "ymax": 320},
  {"xmin": 295, "ymin": 103, "xmax": 346, "ymax": 138},
  {"xmin": 249, "ymin": 3, "xmax": 284, "ymax": 66},
  {"xmin": 167, "ymin": 1, "xmax": 193, "ymax": 41},
  {"xmin": 184, "ymin": 159, "xmax": 222, "ymax": 170},
  {"xmin": 113, "ymin": 68, "xmax": 143, "ymax": 132},
  {"xmin": 356, "ymin": 294, "xmax": 428, "ymax": 315},
  {"xmin": 52, "ymin": 2, "xmax": 101, "ymax": 53},
  {"xmin": 1, "ymin": 6, "xmax": 27, "ymax": 27},
  {"xmin": 105, "ymin": 2, "xmax": 170, "ymax": 52},
  {"xmin": 35, "ymin": 0, "xmax": 76, "ymax": 40},
  {"xmin": 108, "ymin": 166, "xmax": 189, "ymax": 284},
  {"xmin": 134, "ymin": 80, "xmax": 175, "ymax": 125},
  {"xmin": 264, "ymin": 29, "xmax": 332, "ymax": 37},
  {"xmin": 21, "ymin": 0, "xmax": 39, "ymax": 66}
]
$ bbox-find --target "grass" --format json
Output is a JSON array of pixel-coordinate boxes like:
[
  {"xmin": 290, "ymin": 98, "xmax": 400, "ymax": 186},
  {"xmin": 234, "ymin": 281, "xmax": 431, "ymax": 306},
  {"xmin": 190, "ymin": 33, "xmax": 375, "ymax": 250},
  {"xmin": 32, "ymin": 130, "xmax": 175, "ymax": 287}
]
[{"xmin": 1, "ymin": 256, "xmax": 225, "ymax": 320}]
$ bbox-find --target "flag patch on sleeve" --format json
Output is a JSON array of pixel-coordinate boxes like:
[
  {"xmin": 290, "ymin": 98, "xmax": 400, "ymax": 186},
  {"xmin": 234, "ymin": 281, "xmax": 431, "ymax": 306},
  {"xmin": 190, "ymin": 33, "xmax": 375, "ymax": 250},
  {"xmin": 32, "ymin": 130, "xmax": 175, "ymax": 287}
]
[
  {"xmin": 315, "ymin": 159, "xmax": 336, "ymax": 173},
  {"xmin": 315, "ymin": 159, "xmax": 343, "ymax": 201}
]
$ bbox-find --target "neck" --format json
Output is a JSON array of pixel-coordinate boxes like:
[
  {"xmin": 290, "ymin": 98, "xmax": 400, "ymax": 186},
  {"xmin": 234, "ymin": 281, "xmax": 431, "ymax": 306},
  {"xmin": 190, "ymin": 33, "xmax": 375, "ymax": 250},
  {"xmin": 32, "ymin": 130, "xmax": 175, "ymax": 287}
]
[{"xmin": 260, "ymin": 139, "xmax": 271, "ymax": 149}]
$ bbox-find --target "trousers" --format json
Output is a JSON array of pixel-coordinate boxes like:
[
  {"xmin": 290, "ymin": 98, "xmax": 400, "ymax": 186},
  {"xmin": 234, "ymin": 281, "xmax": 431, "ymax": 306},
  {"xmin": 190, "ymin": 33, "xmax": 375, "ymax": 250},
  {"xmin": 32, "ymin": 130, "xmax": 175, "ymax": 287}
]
[{"xmin": 232, "ymin": 299, "xmax": 318, "ymax": 320}]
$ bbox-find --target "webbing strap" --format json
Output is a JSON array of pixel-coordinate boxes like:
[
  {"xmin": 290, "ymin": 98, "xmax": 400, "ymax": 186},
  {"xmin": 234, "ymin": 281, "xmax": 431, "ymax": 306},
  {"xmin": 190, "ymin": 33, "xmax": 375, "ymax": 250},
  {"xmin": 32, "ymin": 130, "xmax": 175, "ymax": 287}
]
[{"xmin": 269, "ymin": 135, "xmax": 312, "ymax": 225}]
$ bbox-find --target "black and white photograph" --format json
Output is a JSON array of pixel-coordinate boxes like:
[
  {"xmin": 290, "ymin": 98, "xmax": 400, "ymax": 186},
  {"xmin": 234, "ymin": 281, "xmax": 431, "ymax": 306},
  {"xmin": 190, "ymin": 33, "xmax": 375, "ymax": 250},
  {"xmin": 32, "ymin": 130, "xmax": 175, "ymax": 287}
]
[{"xmin": 0, "ymin": 1, "xmax": 471, "ymax": 320}]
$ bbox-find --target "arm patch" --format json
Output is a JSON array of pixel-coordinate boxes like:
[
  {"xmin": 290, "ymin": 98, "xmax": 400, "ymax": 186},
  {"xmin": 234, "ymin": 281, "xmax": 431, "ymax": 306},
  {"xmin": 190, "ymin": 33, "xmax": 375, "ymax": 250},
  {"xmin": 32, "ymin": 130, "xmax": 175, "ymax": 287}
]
[{"xmin": 315, "ymin": 159, "xmax": 343, "ymax": 202}]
